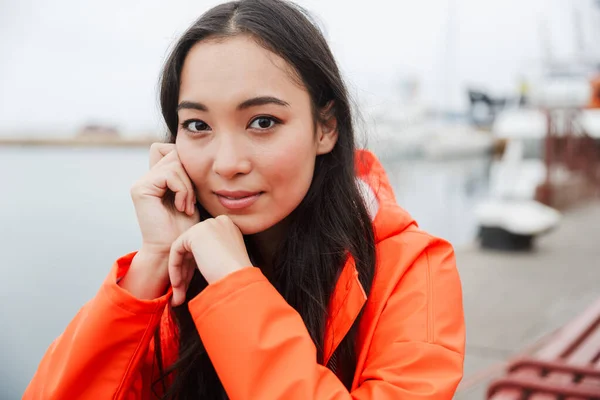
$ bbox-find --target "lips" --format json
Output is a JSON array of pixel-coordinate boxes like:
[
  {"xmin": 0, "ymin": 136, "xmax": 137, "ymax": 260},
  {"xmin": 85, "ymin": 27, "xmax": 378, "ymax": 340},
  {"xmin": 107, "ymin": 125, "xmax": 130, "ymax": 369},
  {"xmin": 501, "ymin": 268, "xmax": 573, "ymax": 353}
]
[{"xmin": 214, "ymin": 190, "xmax": 263, "ymax": 210}]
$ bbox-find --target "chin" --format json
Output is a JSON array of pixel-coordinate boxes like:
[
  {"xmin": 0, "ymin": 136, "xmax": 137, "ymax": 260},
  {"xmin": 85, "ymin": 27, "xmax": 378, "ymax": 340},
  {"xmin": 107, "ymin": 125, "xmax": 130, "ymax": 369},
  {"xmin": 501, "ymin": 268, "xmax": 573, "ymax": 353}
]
[{"xmin": 218, "ymin": 212, "xmax": 278, "ymax": 236}]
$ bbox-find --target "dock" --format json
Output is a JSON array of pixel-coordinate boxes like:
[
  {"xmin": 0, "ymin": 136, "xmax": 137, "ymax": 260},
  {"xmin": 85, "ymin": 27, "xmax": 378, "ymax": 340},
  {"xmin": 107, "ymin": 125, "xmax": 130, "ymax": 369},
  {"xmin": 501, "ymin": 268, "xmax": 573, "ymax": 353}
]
[{"xmin": 454, "ymin": 201, "xmax": 600, "ymax": 399}]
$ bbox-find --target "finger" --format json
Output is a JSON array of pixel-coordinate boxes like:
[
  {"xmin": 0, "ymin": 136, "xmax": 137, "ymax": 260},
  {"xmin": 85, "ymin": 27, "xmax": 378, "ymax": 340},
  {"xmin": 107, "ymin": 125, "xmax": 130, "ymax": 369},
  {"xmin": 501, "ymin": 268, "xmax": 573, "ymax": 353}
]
[
  {"xmin": 174, "ymin": 190, "xmax": 187, "ymax": 214},
  {"xmin": 155, "ymin": 156, "xmax": 195, "ymax": 216},
  {"xmin": 187, "ymin": 187, "xmax": 197, "ymax": 216},
  {"xmin": 131, "ymin": 164, "xmax": 184, "ymax": 207},
  {"xmin": 216, "ymin": 214, "xmax": 238, "ymax": 232},
  {"xmin": 168, "ymin": 164, "xmax": 195, "ymax": 216},
  {"xmin": 148, "ymin": 148, "xmax": 195, "ymax": 215},
  {"xmin": 161, "ymin": 171, "xmax": 188, "ymax": 213},
  {"xmin": 177, "ymin": 163, "xmax": 197, "ymax": 215},
  {"xmin": 182, "ymin": 253, "xmax": 196, "ymax": 294},
  {"xmin": 215, "ymin": 214, "xmax": 231, "ymax": 223},
  {"xmin": 151, "ymin": 148, "xmax": 179, "ymax": 170},
  {"xmin": 149, "ymin": 143, "xmax": 176, "ymax": 168},
  {"xmin": 169, "ymin": 235, "xmax": 190, "ymax": 306}
]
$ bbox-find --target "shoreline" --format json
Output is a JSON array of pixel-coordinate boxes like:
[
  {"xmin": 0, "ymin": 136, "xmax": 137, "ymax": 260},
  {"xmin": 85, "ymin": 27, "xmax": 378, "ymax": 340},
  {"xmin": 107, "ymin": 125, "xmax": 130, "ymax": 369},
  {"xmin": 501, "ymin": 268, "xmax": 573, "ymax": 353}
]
[{"xmin": 0, "ymin": 136, "xmax": 162, "ymax": 148}]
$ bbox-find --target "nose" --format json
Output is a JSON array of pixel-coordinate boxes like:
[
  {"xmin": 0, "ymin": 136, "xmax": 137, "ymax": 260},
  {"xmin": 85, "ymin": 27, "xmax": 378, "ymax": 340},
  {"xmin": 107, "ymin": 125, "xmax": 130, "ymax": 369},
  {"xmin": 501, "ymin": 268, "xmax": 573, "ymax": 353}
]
[{"xmin": 212, "ymin": 135, "xmax": 252, "ymax": 179}]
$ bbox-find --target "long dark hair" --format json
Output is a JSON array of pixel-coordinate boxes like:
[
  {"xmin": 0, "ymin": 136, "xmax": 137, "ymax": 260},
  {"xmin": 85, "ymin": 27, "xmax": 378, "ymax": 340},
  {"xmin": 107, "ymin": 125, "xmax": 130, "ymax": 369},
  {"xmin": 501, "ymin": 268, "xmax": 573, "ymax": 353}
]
[{"xmin": 155, "ymin": 0, "xmax": 376, "ymax": 398}]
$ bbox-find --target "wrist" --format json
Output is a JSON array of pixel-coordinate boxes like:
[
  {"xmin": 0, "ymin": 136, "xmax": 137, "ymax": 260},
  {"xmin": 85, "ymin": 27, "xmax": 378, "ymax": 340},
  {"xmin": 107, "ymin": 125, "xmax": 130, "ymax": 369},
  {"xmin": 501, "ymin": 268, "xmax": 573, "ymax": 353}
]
[
  {"xmin": 118, "ymin": 248, "xmax": 171, "ymax": 300},
  {"xmin": 204, "ymin": 264, "xmax": 249, "ymax": 284},
  {"xmin": 131, "ymin": 249, "xmax": 171, "ymax": 283},
  {"xmin": 138, "ymin": 243, "xmax": 171, "ymax": 260}
]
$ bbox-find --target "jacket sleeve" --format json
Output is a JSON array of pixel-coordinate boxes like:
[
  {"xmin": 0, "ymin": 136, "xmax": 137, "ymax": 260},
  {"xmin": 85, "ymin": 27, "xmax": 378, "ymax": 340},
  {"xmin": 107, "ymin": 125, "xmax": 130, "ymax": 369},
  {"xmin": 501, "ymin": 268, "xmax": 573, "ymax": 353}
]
[
  {"xmin": 188, "ymin": 237, "xmax": 465, "ymax": 399},
  {"xmin": 23, "ymin": 252, "xmax": 171, "ymax": 400}
]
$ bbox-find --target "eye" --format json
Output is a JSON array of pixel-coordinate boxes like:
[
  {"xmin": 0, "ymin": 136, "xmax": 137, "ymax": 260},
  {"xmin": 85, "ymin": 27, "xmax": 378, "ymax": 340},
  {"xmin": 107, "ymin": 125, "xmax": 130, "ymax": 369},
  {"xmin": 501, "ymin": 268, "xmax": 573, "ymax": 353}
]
[
  {"xmin": 248, "ymin": 116, "xmax": 279, "ymax": 130},
  {"xmin": 182, "ymin": 119, "xmax": 211, "ymax": 133}
]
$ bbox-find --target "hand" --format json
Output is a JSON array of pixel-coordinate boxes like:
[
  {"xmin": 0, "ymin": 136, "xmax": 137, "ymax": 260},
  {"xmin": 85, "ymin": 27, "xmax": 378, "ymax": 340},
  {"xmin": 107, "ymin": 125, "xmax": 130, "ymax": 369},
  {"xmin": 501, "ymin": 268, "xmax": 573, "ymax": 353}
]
[
  {"xmin": 122, "ymin": 143, "xmax": 200, "ymax": 299},
  {"xmin": 169, "ymin": 215, "xmax": 253, "ymax": 306},
  {"xmin": 131, "ymin": 143, "xmax": 200, "ymax": 253}
]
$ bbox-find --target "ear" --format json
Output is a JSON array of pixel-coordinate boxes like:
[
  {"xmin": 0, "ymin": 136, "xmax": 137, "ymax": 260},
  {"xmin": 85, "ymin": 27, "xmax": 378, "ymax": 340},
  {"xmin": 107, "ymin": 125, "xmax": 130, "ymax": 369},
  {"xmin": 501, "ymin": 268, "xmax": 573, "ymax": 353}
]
[{"xmin": 316, "ymin": 101, "xmax": 338, "ymax": 155}]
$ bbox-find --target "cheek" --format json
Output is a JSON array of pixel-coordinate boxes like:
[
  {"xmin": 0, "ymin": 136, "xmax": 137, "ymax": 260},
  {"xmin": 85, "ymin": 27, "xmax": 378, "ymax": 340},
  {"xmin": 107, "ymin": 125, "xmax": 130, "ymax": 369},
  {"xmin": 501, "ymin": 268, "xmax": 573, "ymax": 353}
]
[
  {"xmin": 261, "ymin": 130, "xmax": 316, "ymax": 198},
  {"xmin": 175, "ymin": 139, "xmax": 209, "ymax": 189}
]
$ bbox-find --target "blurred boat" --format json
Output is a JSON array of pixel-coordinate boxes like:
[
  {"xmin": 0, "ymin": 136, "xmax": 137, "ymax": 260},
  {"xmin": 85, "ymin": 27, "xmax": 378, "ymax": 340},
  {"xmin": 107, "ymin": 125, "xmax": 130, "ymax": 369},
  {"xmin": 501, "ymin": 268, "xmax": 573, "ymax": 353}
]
[
  {"xmin": 473, "ymin": 73, "xmax": 600, "ymax": 250},
  {"xmin": 368, "ymin": 101, "xmax": 495, "ymax": 160}
]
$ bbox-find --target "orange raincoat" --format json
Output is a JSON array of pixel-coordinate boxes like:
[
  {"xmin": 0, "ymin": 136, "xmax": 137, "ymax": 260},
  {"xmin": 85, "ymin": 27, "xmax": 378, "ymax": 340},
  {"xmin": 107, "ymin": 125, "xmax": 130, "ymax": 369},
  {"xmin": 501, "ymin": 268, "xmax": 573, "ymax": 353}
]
[{"xmin": 24, "ymin": 150, "xmax": 465, "ymax": 399}]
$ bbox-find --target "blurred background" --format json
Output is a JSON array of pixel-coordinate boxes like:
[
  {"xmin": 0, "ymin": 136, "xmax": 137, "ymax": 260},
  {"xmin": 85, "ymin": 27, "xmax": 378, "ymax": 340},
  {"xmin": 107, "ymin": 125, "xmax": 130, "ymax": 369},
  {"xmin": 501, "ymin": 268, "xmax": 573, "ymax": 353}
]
[{"xmin": 1, "ymin": 0, "xmax": 599, "ymax": 398}]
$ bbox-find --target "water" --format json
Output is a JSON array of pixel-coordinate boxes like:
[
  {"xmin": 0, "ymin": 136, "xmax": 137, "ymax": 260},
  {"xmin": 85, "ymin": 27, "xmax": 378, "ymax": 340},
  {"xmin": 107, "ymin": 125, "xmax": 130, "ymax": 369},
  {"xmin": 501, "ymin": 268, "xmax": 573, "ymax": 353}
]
[{"xmin": 0, "ymin": 147, "xmax": 490, "ymax": 398}]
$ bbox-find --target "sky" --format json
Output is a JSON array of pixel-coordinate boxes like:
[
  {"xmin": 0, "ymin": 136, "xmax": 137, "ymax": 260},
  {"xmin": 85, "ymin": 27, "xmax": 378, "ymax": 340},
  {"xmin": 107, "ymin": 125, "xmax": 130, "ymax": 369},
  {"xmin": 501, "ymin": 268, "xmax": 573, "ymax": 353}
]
[{"xmin": 1, "ymin": 0, "xmax": 599, "ymax": 136}]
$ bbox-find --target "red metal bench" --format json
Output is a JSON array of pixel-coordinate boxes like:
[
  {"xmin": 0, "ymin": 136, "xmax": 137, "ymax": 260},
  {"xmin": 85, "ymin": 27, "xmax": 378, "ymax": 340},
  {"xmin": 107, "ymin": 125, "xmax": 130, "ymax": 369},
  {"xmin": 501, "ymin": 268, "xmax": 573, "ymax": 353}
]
[{"xmin": 487, "ymin": 297, "xmax": 600, "ymax": 399}]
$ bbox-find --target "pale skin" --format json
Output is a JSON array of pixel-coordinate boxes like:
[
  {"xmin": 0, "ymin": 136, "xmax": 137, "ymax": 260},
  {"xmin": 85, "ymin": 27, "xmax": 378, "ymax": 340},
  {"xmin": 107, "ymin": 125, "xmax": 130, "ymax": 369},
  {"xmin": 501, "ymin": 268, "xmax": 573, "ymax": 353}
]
[{"xmin": 121, "ymin": 35, "xmax": 338, "ymax": 305}]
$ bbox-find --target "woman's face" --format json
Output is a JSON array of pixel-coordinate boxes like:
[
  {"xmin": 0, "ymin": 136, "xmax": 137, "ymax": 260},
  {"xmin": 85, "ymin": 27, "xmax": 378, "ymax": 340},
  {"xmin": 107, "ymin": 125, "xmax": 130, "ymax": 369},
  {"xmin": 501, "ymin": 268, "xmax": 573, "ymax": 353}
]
[{"xmin": 176, "ymin": 36, "xmax": 337, "ymax": 235}]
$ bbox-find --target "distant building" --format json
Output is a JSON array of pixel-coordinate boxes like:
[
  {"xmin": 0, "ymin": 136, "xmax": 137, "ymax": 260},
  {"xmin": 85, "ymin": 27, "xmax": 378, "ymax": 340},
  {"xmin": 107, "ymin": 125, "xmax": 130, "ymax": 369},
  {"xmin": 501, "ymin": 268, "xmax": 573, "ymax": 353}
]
[{"xmin": 77, "ymin": 124, "xmax": 120, "ymax": 139}]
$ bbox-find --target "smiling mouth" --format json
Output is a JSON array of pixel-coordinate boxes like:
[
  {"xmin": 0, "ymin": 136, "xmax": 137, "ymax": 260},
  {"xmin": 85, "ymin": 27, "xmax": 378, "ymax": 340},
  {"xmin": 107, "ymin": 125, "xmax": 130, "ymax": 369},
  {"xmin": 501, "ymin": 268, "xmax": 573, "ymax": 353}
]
[{"xmin": 215, "ymin": 191, "xmax": 263, "ymax": 210}]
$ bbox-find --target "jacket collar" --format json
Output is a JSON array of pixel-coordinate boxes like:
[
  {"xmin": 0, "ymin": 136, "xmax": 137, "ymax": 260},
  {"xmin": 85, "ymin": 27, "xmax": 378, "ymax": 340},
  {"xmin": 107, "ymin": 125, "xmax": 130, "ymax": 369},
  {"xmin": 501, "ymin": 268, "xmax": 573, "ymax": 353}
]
[{"xmin": 322, "ymin": 150, "xmax": 415, "ymax": 365}]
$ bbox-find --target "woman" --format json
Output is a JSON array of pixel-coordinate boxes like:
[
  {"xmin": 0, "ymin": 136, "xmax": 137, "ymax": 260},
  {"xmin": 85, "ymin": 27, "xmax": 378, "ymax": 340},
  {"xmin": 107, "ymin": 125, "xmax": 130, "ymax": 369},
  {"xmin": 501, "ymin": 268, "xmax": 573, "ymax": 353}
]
[{"xmin": 24, "ymin": 0, "xmax": 465, "ymax": 399}]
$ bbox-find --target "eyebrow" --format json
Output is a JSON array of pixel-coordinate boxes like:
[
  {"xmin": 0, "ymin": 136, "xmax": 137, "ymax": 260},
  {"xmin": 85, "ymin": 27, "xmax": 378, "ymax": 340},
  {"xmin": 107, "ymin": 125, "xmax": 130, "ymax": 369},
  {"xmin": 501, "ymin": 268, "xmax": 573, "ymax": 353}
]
[{"xmin": 176, "ymin": 96, "xmax": 290, "ymax": 112}]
